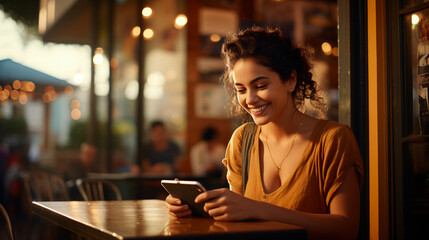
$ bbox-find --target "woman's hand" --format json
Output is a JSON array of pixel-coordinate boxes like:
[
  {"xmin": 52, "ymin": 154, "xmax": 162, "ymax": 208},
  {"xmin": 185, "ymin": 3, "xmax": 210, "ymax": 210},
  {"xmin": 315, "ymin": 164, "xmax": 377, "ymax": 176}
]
[
  {"xmin": 195, "ymin": 188, "xmax": 257, "ymax": 221},
  {"xmin": 165, "ymin": 194, "xmax": 192, "ymax": 218}
]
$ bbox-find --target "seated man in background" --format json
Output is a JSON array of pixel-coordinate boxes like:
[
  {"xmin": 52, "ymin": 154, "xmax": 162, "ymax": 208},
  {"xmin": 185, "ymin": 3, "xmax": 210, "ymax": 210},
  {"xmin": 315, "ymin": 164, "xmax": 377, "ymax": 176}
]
[
  {"xmin": 140, "ymin": 120, "xmax": 181, "ymax": 176},
  {"xmin": 63, "ymin": 142, "xmax": 97, "ymax": 199},
  {"xmin": 190, "ymin": 127, "xmax": 226, "ymax": 178},
  {"xmin": 63, "ymin": 142, "xmax": 97, "ymax": 182}
]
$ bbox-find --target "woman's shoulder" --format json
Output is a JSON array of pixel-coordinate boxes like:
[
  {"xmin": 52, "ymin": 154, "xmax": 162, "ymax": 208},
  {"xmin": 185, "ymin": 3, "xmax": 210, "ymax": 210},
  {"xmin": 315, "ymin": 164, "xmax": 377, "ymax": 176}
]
[
  {"xmin": 315, "ymin": 119, "xmax": 357, "ymax": 142},
  {"xmin": 227, "ymin": 122, "xmax": 258, "ymax": 148},
  {"xmin": 231, "ymin": 122, "xmax": 255, "ymax": 137}
]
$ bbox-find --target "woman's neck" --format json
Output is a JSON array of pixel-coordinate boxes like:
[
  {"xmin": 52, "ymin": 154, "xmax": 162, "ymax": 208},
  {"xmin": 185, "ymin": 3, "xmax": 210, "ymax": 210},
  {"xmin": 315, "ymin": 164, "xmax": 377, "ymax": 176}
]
[{"xmin": 263, "ymin": 109, "xmax": 304, "ymax": 140}]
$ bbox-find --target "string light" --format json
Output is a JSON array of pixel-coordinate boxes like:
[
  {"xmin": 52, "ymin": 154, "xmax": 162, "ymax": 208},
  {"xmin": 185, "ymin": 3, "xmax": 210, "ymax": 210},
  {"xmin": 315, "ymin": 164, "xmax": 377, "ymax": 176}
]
[{"xmin": 175, "ymin": 14, "xmax": 187, "ymax": 29}]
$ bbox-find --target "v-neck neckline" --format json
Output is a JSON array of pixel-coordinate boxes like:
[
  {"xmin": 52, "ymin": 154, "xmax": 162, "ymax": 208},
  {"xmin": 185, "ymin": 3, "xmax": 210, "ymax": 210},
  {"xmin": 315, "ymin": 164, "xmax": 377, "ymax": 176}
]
[{"xmin": 254, "ymin": 119, "xmax": 326, "ymax": 195}]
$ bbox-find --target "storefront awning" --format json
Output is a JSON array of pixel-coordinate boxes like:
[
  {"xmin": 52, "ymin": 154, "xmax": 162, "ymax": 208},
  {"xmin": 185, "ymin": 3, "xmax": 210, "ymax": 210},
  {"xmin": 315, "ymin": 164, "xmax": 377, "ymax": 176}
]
[{"xmin": 0, "ymin": 58, "xmax": 73, "ymax": 93}]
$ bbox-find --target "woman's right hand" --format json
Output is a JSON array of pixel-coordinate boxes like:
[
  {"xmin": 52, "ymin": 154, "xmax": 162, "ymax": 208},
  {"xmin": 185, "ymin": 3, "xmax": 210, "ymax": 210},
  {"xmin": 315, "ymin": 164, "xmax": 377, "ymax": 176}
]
[{"xmin": 165, "ymin": 194, "xmax": 192, "ymax": 218}]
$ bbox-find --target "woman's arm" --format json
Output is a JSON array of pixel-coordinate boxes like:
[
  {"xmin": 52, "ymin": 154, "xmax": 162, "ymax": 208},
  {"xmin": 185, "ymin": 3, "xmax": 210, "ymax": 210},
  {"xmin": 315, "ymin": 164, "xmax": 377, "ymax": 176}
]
[{"xmin": 195, "ymin": 168, "xmax": 361, "ymax": 240}]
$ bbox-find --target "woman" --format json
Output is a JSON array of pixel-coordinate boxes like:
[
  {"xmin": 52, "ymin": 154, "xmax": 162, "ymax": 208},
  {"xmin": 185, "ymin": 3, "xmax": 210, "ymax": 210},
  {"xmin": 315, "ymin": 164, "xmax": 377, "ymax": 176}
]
[{"xmin": 167, "ymin": 27, "xmax": 363, "ymax": 239}]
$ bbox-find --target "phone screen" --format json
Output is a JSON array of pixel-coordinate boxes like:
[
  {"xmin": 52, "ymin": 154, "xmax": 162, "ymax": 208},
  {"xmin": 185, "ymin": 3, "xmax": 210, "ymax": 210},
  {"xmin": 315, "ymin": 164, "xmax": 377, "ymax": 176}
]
[{"xmin": 161, "ymin": 180, "xmax": 210, "ymax": 217}]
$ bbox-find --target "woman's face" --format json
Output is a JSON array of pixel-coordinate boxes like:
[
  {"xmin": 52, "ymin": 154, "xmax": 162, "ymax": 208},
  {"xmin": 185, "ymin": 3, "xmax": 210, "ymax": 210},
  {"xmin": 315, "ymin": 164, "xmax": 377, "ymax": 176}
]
[{"xmin": 232, "ymin": 58, "xmax": 295, "ymax": 125}]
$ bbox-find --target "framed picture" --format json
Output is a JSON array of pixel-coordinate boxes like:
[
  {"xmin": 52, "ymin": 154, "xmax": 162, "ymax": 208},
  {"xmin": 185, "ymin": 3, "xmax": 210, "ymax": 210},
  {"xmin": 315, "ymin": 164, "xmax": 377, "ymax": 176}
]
[{"xmin": 194, "ymin": 83, "xmax": 227, "ymax": 119}]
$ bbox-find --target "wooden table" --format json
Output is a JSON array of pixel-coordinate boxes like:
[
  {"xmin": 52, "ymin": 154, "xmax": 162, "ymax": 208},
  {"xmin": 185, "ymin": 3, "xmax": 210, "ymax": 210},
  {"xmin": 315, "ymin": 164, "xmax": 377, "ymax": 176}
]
[{"xmin": 32, "ymin": 200, "xmax": 306, "ymax": 240}]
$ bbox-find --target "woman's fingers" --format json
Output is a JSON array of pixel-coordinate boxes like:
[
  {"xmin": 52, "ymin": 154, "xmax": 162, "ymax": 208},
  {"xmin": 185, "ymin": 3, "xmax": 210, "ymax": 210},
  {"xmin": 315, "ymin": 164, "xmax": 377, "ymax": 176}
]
[
  {"xmin": 166, "ymin": 201, "xmax": 192, "ymax": 218},
  {"xmin": 168, "ymin": 208, "xmax": 192, "ymax": 218},
  {"xmin": 166, "ymin": 194, "xmax": 181, "ymax": 205},
  {"xmin": 165, "ymin": 194, "xmax": 192, "ymax": 218},
  {"xmin": 195, "ymin": 188, "xmax": 227, "ymax": 203}
]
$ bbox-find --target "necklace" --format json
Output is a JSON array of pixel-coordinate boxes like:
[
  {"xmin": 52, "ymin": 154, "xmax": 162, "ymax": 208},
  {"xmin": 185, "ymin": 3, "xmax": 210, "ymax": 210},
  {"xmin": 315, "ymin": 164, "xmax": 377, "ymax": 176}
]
[{"xmin": 265, "ymin": 122, "xmax": 303, "ymax": 173}]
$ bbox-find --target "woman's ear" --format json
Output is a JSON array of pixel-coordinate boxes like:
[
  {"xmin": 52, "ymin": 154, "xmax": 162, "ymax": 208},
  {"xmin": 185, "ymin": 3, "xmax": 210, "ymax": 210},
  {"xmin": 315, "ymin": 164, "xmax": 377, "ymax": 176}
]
[{"xmin": 288, "ymin": 70, "xmax": 297, "ymax": 92}]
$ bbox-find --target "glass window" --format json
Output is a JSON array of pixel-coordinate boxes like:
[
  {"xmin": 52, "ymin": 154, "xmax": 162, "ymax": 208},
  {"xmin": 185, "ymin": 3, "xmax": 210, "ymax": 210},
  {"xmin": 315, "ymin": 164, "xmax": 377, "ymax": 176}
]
[
  {"xmin": 110, "ymin": 0, "xmax": 139, "ymax": 172},
  {"xmin": 403, "ymin": 10, "xmax": 429, "ymax": 135},
  {"xmin": 142, "ymin": 0, "xmax": 187, "ymax": 149}
]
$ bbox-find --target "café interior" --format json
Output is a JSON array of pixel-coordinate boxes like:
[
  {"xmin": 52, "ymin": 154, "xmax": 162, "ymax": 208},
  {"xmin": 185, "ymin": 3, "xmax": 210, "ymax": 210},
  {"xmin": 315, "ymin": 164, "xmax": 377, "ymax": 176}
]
[{"xmin": 0, "ymin": 0, "xmax": 428, "ymax": 239}]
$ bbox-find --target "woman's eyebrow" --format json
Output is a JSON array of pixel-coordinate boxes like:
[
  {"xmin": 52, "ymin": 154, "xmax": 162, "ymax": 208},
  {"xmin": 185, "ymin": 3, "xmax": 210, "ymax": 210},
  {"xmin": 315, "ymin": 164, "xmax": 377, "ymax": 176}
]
[{"xmin": 234, "ymin": 76, "xmax": 269, "ymax": 86}]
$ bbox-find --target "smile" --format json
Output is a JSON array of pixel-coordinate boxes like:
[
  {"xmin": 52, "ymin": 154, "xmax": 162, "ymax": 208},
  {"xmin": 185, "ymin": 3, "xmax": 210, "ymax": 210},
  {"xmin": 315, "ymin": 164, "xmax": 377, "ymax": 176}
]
[{"xmin": 250, "ymin": 104, "xmax": 269, "ymax": 114}]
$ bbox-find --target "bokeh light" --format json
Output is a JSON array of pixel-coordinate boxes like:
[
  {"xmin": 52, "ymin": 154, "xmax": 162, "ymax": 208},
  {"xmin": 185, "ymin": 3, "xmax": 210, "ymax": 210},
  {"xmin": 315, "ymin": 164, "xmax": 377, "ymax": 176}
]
[
  {"xmin": 73, "ymin": 73, "xmax": 84, "ymax": 85},
  {"xmin": 19, "ymin": 94, "xmax": 28, "ymax": 104},
  {"xmin": 110, "ymin": 58, "xmax": 119, "ymax": 68},
  {"xmin": 64, "ymin": 86, "xmax": 74, "ymax": 96},
  {"xmin": 13, "ymin": 80, "xmax": 21, "ymax": 89},
  {"xmin": 321, "ymin": 42, "xmax": 332, "ymax": 55},
  {"xmin": 412, "ymin": 14, "xmax": 420, "ymax": 25},
  {"xmin": 93, "ymin": 54, "xmax": 103, "ymax": 65},
  {"xmin": 93, "ymin": 47, "xmax": 104, "ymax": 65},
  {"xmin": 175, "ymin": 14, "xmax": 187, "ymax": 29},
  {"xmin": 132, "ymin": 26, "xmax": 141, "ymax": 38},
  {"xmin": 210, "ymin": 34, "xmax": 221, "ymax": 42},
  {"xmin": 71, "ymin": 108, "xmax": 81, "ymax": 120},
  {"xmin": 143, "ymin": 28, "xmax": 154, "ymax": 39},
  {"xmin": 332, "ymin": 47, "xmax": 338, "ymax": 57},
  {"xmin": 70, "ymin": 99, "xmax": 80, "ymax": 109},
  {"xmin": 142, "ymin": 7, "xmax": 153, "ymax": 18},
  {"xmin": 10, "ymin": 90, "xmax": 19, "ymax": 100}
]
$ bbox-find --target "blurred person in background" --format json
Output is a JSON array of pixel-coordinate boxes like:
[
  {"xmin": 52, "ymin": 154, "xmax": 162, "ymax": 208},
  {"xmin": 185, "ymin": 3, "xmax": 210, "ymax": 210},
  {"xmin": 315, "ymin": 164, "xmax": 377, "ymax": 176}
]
[
  {"xmin": 63, "ymin": 142, "xmax": 97, "ymax": 199},
  {"xmin": 139, "ymin": 120, "xmax": 181, "ymax": 176},
  {"xmin": 190, "ymin": 127, "xmax": 226, "ymax": 178},
  {"xmin": 3, "ymin": 145, "xmax": 22, "ymax": 216}
]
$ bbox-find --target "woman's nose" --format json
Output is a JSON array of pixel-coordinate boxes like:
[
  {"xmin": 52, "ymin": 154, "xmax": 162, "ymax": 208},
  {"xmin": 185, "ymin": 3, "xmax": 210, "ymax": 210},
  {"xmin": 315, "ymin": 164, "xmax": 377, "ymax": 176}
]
[{"xmin": 246, "ymin": 89, "xmax": 258, "ymax": 105}]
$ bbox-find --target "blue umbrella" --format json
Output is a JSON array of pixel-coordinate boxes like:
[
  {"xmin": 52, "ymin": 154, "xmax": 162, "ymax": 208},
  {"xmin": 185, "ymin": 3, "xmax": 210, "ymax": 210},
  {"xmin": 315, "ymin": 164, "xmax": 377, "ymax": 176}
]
[{"xmin": 0, "ymin": 58, "xmax": 73, "ymax": 93}]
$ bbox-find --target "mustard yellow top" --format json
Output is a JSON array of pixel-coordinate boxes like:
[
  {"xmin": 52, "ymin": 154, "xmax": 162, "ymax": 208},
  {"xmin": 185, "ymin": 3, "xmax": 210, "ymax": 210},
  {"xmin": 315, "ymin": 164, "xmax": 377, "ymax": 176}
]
[{"xmin": 222, "ymin": 120, "xmax": 364, "ymax": 214}]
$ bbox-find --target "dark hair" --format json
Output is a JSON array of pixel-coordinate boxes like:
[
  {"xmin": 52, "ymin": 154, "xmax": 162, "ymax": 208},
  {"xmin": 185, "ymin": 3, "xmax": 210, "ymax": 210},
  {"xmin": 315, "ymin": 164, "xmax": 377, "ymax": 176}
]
[
  {"xmin": 221, "ymin": 26, "xmax": 324, "ymax": 119},
  {"xmin": 150, "ymin": 120, "xmax": 165, "ymax": 129},
  {"xmin": 202, "ymin": 127, "xmax": 217, "ymax": 141}
]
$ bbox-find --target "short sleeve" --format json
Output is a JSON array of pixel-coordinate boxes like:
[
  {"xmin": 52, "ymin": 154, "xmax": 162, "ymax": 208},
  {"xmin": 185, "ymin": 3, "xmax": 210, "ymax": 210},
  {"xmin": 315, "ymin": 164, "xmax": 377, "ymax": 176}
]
[
  {"xmin": 322, "ymin": 125, "xmax": 364, "ymax": 206},
  {"xmin": 222, "ymin": 124, "xmax": 247, "ymax": 193}
]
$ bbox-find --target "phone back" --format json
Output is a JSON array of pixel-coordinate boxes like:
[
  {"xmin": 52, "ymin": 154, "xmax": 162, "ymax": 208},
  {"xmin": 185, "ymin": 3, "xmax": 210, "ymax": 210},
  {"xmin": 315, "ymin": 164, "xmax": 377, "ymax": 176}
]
[{"xmin": 162, "ymin": 181, "xmax": 210, "ymax": 217}]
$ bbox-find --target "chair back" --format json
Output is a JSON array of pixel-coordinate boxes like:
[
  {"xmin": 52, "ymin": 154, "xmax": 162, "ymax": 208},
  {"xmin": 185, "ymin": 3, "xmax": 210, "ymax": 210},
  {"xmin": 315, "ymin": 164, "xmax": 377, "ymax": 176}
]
[
  {"xmin": 0, "ymin": 203, "xmax": 15, "ymax": 240},
  {"xmin": 22, "ymin": 171, "xmax": 70, "ymax": 201},
  {"xmin": 76, "ymin": 178, "xmax": 122, "ymax": 201}
]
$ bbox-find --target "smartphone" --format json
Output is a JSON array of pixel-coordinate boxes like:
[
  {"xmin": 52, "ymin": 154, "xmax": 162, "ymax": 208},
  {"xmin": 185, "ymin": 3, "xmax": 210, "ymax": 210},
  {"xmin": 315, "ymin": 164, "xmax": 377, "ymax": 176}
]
[{"xmin": 161, "ymin": 179, "xmax": 210, "ymax": 217}]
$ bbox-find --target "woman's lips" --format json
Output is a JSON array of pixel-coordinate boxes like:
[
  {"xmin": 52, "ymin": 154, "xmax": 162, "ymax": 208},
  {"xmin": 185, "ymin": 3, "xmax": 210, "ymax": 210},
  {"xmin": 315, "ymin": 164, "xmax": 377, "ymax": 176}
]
[{"xmin": 250, "ymin": 104, "xmax": 269, "ymax": 115}]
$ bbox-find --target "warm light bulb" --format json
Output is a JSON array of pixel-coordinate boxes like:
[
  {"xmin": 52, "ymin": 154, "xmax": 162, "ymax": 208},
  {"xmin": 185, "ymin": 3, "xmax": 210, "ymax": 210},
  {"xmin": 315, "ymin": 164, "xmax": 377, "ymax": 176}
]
[
  {"xmin": 175, "ymin": 14, "xmax": 187, "ymax": 29},
  {"xmin": 19, "ymin": 94, "xmax": 28, "ymax": 104},
  {"xmin": 412, "ymin": 14, "xmax": 420, "ymax": 25},
  {"xmin": 210, "ymin": 34, "xmax": 221, "ymax": 42},
  {"xmin": 132, "ymin": 26, "xmax": 141, "ymax": 38},
  {"xmin": 13, "ymin": 80, "xmax": 21, "ymax": 89},
  {"xmin": 93, "ymin": 54, "xmax": 103, "ymax": 65},
  {"xmin": 142, "ymin": 7, "xmax": 152, "ymax": 18},
  {"xmin": 71, "ymin": 99, "xmax": 80, "ymax": 109},
  {"xmin": 71, "ymin": 109, "xmax": 81, "ymax": 120},
  {"xmin": 143, "ymin": 28, "xmax": 154, "ymax": 39},
  {"xmin": 321, "ymin": 42, "xmax": 332, "ymax": 55}
]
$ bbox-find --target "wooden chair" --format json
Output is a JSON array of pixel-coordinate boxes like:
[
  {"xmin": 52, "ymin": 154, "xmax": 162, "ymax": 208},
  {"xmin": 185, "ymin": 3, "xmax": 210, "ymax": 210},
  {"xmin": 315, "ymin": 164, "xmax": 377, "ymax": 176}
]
[
  {"xmin": 21, "ymin": 171, "xmax": 70, "ymax": 240},
  {"xmin": 0, "ymin": 203, "xmax": 15, "ymax": 240},
  {"xmin": 29, "ymin": 171, "xmax": 70, "ymax": 201},
  {"xmin": 76, "ymin": 178, "xmax": 122, "ymax": 201}
]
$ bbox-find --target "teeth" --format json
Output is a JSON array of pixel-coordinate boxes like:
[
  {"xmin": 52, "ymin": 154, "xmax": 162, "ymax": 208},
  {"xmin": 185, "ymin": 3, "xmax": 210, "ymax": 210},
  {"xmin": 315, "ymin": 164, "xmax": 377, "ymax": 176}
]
[{"xmin": 251, "ymin": 104, "xmax": 268, "ymax": 113}]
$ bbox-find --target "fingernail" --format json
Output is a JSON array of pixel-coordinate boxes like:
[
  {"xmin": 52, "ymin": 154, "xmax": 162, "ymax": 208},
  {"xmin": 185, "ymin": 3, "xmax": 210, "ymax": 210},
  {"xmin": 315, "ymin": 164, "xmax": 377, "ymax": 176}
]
[{"xmin": 176, "ymin": 200, "xmax": 181, "ymax": 205}]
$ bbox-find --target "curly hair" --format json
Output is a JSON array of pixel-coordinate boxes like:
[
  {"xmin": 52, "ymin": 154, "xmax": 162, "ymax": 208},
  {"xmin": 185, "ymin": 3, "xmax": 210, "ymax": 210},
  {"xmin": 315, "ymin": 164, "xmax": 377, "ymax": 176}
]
[{"xmin": 221, "ymin": 26, "xmax": 325, "ymax": 119}]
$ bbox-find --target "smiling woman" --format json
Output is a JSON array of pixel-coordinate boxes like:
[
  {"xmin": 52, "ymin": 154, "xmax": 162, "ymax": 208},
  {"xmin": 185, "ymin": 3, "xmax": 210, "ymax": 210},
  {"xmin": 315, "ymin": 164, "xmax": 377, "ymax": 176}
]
[
  {"xmin": 166, "ymin": 27, "xmax": 364, "ymax": 240},
  {"xmin": 222, "ymin": 28, "xmax": 325, "ymax": 121}
]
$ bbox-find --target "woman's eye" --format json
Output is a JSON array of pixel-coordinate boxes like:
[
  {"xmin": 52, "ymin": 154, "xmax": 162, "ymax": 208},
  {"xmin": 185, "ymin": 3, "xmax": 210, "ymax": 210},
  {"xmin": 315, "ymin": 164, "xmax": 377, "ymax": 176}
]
[
  {"xmin": 256, "ymin": 84, "xmax": 267, "ymax": 89},
  {"xmin": 236, "ymin": 89, "xmax": 245, "ymax": 93}
]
